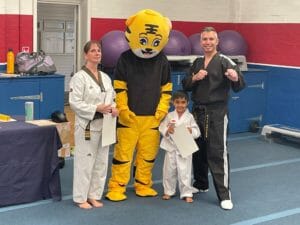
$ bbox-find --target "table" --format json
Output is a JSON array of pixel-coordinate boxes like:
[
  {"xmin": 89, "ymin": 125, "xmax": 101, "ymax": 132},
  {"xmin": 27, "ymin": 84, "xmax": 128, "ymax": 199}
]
[{"xmin": 0, "ymin": 121, "xmax": 62, "ymax": 207}]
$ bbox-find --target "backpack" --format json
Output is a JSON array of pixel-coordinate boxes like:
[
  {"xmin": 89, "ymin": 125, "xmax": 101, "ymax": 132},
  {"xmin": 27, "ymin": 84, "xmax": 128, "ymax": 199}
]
[{"xmin": 16, "ymin": 50, "xmax": 57, "ymax": 75}]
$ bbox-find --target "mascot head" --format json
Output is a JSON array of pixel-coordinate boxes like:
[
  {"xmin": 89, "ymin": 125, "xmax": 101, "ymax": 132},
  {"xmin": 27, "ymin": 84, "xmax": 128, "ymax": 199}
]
[{"xmin": 125, "ymin": 9, "xmax": 172, "ymax": 59}]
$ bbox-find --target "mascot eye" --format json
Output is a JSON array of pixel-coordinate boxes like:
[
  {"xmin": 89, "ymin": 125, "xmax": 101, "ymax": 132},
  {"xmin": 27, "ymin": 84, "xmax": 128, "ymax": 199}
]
[
  {"xmin": 139, "ymin": 38, "xmax": 148, "ymax": 46},
  {"xmin": 152, "ymin": 39, "xmax": 161, "ymax": 47}
]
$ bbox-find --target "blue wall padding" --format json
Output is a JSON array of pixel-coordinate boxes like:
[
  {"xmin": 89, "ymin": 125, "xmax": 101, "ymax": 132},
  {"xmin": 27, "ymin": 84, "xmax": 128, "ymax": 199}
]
[{"xmin": 248, "ymin": 64, "xmax": 300, "ymax": 129}]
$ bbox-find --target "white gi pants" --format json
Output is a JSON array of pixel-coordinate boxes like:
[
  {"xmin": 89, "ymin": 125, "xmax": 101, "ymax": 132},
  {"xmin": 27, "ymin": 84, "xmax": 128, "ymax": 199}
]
[
  {"xmin": 73, "ymin": 123, "xmax": 109, "ymax": 203},
  {"xmin": 163, "ymin": 151, "xmax": 197, "ymax": 199}
]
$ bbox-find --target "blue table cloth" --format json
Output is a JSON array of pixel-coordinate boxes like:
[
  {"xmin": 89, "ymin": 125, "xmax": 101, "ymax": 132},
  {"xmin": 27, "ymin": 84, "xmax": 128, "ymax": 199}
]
[{"xmin": 0, "ymin": 121, "xmax": 62, "ymax": 206}]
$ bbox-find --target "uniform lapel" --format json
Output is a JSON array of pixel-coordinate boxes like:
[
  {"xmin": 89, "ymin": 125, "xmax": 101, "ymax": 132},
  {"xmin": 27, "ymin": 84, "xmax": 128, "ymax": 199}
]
[{"xmin": 82, "ymin": 65, "xmax": 105, "ymax": 92}]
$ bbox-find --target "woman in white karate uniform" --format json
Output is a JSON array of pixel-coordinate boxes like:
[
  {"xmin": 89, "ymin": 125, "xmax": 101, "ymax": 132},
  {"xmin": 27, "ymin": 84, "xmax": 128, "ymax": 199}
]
[
  {"xmin": 69, "ymin": 40, "xmax": 118, "ymax": 209},
  {"xmin": 159, "ymin": 91, "xmax": 200, "ymax": 203}
]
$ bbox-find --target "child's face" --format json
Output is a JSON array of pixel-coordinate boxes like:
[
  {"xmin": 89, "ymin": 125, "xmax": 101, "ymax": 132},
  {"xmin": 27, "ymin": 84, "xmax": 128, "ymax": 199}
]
[{"xmin": 173, "ymin": 97, "xmax": 188, "ymax": 114}]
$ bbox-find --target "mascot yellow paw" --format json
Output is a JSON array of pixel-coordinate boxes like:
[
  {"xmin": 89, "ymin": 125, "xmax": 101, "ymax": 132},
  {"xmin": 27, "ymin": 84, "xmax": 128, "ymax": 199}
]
[
  {"xmin": 155, "ymin": 110, "xmax": 167, "ymax": 122},
  {"xmin": 119, "ymin": 110, "xmax": 135, "ymax": 124},
  {"xmin": 135, "ymin": 187, "xmax": 158, "ymax": 197},
  {"xmin": 106, "ymin": 191, "xmax": 127, "ymax": 201}
]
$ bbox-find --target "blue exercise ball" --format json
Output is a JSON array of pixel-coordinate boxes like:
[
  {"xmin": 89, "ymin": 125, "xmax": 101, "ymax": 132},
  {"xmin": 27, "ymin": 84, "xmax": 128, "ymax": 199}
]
[
  {"xmin": 189, "ymin": 33, "xmax": 204, "ymax": 55},
  {"xmin": 100, "ymin": 30, "xmax": 129, "ymax": 68},
  {"xmin": 163, "ymin": 30, "xmax": 191, "ymax": 55},
  {"xmin": 218, "ymin": 30, "xmax": 248, "ymax": 56}
]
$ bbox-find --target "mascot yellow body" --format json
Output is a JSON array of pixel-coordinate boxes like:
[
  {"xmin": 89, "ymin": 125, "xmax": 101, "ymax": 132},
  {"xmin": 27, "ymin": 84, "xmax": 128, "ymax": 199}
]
[{"xmin": 106, "ymin": 9, "xmax": 172, "ymax": 201}]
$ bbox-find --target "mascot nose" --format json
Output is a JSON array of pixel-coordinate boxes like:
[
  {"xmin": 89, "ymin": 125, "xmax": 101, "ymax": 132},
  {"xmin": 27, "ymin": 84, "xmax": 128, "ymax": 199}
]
[{"xmin": 145, "ymin": 48, "xmax": 153, "ymax": 53}]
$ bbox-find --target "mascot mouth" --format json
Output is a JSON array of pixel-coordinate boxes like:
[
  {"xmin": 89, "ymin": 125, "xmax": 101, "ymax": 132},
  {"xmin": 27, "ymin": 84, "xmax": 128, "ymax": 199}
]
[
  {"xmin": 141, "ymin": 49, "xmax": 153, "ymax": 56},
  {"xmin": 133, "ymin": 49, "xmax": 159, "ymax": 58}
]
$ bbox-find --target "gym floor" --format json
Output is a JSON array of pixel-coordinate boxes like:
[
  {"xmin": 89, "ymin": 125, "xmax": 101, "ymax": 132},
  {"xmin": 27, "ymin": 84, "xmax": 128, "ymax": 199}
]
[{"xmin": 1, "ymin": 127, "xmax": 300, "ymax": 225}]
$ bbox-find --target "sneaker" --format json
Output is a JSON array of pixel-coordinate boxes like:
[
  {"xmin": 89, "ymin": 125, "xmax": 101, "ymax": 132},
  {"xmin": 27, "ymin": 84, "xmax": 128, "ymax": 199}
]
[
  {"xmin": 220, "ymin": 200, "xmax": 233, "ymax": 210},
  {"xmin": 199, "ymin": 188, "xmax": 209, "ymax": 193}
]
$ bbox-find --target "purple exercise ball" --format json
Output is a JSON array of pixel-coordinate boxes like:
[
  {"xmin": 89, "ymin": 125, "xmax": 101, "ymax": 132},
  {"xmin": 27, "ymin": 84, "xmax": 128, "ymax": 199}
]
[
  {"xmin": 189, "ymin": 33, "xmax": 204, "ymax": 55},
  {"xmin": 218, "ymin": 30, "xmax": 248, "ymax": 56},
  {"xmin": 163, "ymin": 30, "xmax": 191, "ymax": 56},
  {"xmin": 100, "ymin": 30, "xmax": 129, "ymax": 68}
]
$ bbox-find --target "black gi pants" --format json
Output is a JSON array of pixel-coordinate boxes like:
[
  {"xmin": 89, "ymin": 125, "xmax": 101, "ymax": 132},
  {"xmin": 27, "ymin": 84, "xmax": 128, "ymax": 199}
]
[{"xmin": 192, "ymin": 103, "xmax": 231, "ymax": 201}]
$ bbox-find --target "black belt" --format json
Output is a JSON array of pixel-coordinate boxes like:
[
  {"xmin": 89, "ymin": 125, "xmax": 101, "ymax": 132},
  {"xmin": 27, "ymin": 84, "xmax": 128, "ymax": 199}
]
[
  {"xmin": 93, "ymin": 112, "xmax": 103, "ymax": 119},
  {"xmin": 193, "ymin": 105, "xmax": 209, "ymax": 139},
  {"xmin": 85, "ymin": 112, "xmax": 104, "ymax": 140}
]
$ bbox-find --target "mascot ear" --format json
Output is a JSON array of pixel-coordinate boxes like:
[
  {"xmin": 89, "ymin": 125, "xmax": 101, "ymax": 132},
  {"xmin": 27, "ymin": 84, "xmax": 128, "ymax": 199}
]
[{"xmin": 125, "ymin": 14, "xmax": 136, "ymax": 27}]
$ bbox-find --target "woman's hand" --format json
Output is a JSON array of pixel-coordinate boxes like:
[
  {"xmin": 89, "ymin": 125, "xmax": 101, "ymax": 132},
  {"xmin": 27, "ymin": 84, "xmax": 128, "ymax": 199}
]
[
  {"xmin": 111, "ymin": 107, "xmax": 119, "ymax": 117},
  {"xmin": 96, "ymin": 103, "xmax": 112, "ymax": 114}
]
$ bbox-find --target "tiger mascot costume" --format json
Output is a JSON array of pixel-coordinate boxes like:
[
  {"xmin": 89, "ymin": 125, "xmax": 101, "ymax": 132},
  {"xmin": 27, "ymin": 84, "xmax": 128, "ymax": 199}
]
[{"xmin": 106, "ymin": 9, "xmax": 172, "ymax": 201}]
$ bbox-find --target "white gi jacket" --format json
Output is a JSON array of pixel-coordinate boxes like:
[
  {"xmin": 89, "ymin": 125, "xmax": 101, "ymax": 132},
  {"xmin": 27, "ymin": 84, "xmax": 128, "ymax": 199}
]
[
  {"xmin": 69, "ymin": 69, "xmax": 115, "ymax": 131},
  {"xmin": 159, "ymin": 109, "xmax": 200, "ymax": 155},
  {"xmin": 70, "ymin": 69, "xmax": 116, "ymax": 203}
]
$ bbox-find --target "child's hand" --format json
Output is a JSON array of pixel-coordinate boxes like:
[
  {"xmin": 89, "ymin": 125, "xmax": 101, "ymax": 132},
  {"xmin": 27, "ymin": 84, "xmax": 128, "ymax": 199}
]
[
  {"xmin": 187, "ymin": 127, "xmax": 192, "ymax": 134},
  {"xmin": 166, "ymin": 120, "xmax": 176, "ymax": 136},
  {"xmin": 167, "ymin": 125, "xmax": 175, "ymax": 135}
]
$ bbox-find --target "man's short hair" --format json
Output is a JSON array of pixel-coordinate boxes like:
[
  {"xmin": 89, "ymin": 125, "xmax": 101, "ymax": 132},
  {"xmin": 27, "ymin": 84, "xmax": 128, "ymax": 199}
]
[
  {"xmin": 201, "ymin": 26, "xmax": 217, "ymax": 33},
  {"xmin": 201, "ymin": 26, "xmax": 218, "ymax": 39}
]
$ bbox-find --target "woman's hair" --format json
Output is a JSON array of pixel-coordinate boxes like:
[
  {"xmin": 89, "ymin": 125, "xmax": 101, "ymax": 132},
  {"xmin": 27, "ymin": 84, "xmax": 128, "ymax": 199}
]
[
  {"xmin": 171, "ymin": 90, "xmax": 189, "ymax": 102},
  {"xmin": 83, "ymin": 40, "xmax": 101, "ymax": 54}
]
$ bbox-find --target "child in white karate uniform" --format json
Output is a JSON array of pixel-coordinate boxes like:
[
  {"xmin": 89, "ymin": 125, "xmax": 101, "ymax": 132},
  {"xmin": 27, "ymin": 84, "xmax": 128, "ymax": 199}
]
[{"xmin": 159, "ymin": 90, "xmax": 200, "ymax": 203}]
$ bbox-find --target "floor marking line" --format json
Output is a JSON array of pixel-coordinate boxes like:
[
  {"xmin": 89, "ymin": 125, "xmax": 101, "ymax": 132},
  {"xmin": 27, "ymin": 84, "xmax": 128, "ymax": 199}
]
[
  {"xmin": 231, "ymin": 158, "xmax": 300, "ymax": 172},
  {"xmin": 230, "ymin": 208, "xmax": 300, "ymax": 225},
  {"xmin": 0, "ymin": 199, "xmax": 53, "ymax": 212},
  {"xmin": 228, "ymin": 135, "xmax": 260, "ymax": 141}
]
